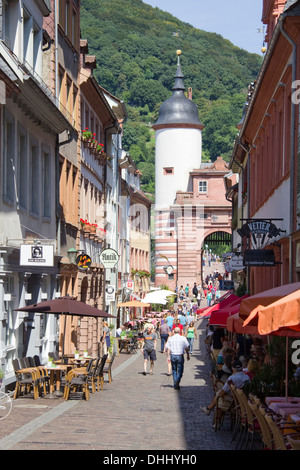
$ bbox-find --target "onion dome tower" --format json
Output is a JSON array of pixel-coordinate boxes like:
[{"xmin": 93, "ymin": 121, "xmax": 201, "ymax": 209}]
[{"xmin": 153, "ymin": 50, "xmax": 204, "ymax": 210}]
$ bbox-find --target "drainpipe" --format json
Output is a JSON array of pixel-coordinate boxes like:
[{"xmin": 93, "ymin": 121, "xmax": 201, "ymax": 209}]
[{"xmin": 279, "ymin": 19, "xmax": 296, "ymax": 284}]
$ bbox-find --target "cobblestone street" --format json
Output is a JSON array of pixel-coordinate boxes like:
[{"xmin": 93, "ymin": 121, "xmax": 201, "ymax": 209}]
[{"xmin": 0, "ymin": 317, "xmax": 235, "ymax": 452}]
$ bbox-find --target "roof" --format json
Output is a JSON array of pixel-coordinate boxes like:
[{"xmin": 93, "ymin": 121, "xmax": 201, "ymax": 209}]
[{"xmin": 153, "ymin": 54, "xmax": 204, "ymax": 130}]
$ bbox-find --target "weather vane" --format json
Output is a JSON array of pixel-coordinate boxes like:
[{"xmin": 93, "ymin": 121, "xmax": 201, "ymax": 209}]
[{"xmin": 172, "ymin": 30, "xmax": 182, "ymax": 50}]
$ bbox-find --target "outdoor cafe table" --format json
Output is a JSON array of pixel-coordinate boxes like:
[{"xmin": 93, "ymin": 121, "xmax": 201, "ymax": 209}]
[
  {"xmin": 41, "ymin": 364, "xmax": 70, "ymax": 398},
  {"xmin": 70, "ymin": 356, "xmax": 97, "ymax": 366},
  {"xmin": 266, "ymin": 397, "xmax": 300, "ymax": 417}
]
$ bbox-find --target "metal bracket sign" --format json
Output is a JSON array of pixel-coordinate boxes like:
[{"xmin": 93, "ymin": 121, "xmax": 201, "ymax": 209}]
[
  {"xmin": 243, "ymin": 249, "xmax": 275, "ymax": 266},
  {"xmin": 99, "ymin": 248, "xmax": 119, "ymax": 269},
  {"xmin": 20, "ymin": 244, "xmax": 54, "ymax": 267}
]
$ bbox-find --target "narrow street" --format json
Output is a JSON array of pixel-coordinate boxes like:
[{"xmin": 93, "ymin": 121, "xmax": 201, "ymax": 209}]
[{"xmin": 0, "ymin": 317, "xmax": 235, "ymax": 451}]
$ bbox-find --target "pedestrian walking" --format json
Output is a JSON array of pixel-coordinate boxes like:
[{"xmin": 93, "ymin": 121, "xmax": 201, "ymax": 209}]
[
  {"xmin": 165, "ymin": 327, "xmax": 190, "ymax": 390},
  {"xmin": 141, "ymin": 325, "xmax": 157, "ymax": 375},
  {"xmin": 185, "ymin": 321, "xmax": 197, "ymax": 354},
  {"xmin": 192, "ymin": 282, "xmax": 198, "ymax": 299},
  {"xmin": 159, "ymin": 321, "xmax": 171, "ymax": 353},
  {"xmin": 101, "ymin": 321, "xmax": 111, "ymax": 354}
]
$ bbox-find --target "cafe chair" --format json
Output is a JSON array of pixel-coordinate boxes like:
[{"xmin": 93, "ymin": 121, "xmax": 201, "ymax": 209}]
[
  {"xmin": 265, "ymin": 414, "xmax": 300, "ymax": 450},
  {"xmin": 235, "ymin": 388, "xmax": 261, "ymax": 450},
  {"xmin": 103, "ymin": 353, "xmax": 116, "ymax": 383},
  {"xmin": 90, "ymin": 354, "xmax": 107, "ymax": 392},
  {"xmin": 27, "ymin": 356, "xmax": 50, "ymax": 395},
  {"xmin": 287, "ymin": 435, "xmax": 300, "ymax": 450},
  {"xmin": 63, "ymin": 369, "xmax": 89, "ymax": 401},
  {"xmin": 127, "ymin": 336, "xmax": 139, "ymax": 354},
  {"xmin": 248, "ymin": 402, "xmax": 273, "ymax": 450},
  {"xmin": 12, "ymin": 359, "xmax": 39, "ymax": 400}
]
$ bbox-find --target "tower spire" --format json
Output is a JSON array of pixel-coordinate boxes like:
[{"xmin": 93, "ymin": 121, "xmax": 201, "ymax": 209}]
[{"xmin": 172, "ymin": 50, "xmax": 185, "ymax": 91}]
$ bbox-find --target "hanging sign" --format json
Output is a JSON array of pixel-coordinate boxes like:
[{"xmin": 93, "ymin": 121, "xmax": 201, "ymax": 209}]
[
  {"xmin": 76, "ymin": 253, "xmax": 92, "ymax": 270},
  {"xmin": 105, "ymin": 285, "xmax": 116, "ymax": 303},
  {"xmin": 237, "ymin": 219, "xmax": 283, "ymax": 249},
  {"xmin": 99, "ymin": 248, "xmax": 119, "ymax": 269},
  {"xmin": 229, "ymin": 255, "xmax": 245, "ymax": 271},
  {"xmin": 127, "ymin": 280, "xmax": 134, "ymax": 289},
  {"xmin": 20, "ymin": 245, "xmax": 54, "ymax": 267},
  {"xmin": 243, "ymin": 249, "xmax": 275, "ymax": 266}
]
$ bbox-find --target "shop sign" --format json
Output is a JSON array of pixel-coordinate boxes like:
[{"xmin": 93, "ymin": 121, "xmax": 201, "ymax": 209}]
[
  {"xmin": 237, "ymin": 219, "xmax": 283, "ymax": 249},
  {"xmin": 243, "ymin": 249, "xmax": 275, "ymax": 266},
  {"xmin": 105, "ymin": 285, "xmax": 115, "ymax": 303},
  {"xmin": 76, "ymin": 253, "xmax": 92, "ymax": 270},
  {"xmin": 99, "ymin": 248, "xmax": 119, "ymax": 269},
  {"xmin": 229, "ymin": 255, "xmax": 244, "ymax": 271},
  {"xmin": 20, "ymin": 244, "xmax": 54, "ymax": 267},
  {"xmin": 127, "ymin": 280, "xmax": 134, "ymax": 290}
]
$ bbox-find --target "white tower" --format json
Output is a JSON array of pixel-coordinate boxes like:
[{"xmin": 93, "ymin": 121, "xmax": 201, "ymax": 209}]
[{"xmin": 153, "ymin": 51, "xmax": 204, "ymax": 287}]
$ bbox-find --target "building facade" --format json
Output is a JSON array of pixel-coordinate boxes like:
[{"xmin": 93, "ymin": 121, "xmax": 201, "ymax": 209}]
[{"xmin": 229, "ymin": 0, "xmax": 300, "ymax": 295}]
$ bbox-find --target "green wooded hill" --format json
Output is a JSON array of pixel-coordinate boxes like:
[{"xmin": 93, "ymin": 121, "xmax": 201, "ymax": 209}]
[{"xmin": 80, "ymin": 0, "xmax": 262, "ymax": 193}]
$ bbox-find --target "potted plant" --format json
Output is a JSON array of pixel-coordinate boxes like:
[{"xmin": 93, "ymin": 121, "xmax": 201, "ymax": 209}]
[
  {"xmin": 82, "ymin": 128, "xmax": 92, "ymax": 141},
  {"xmin": 74, "ymin": 350, "xmax": 80, "ymax": 359},
  {"xmin": 80, "ymin": 218, "xmax": 87, "ymax": 229},
  {"xmin": 90, "ymin": 223, "xmax": 97, "ymax": 233},
  {"xmin": 83, "ymin": 350, "xmax": 88, "ymax": 358},
  {"xmin": 47, "ymin": 357, "xmax": 54, "ymax": 367}
]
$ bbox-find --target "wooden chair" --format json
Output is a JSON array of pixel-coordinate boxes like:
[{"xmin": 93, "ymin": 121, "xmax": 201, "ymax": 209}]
[
  {"xmin": 287, "ymin": 435, "xmax": 300, "ymax": 450},
  {"xmin": 12, "ymin": 359, "xmax": 39, "ymax": 400},
  {"xmin": 235, "ymin": 388, "xmax": 261, "ymax": 450},
  {"xmin": 248, "ymin": 402, "xmax": 273, "ymax": 450},
  {"xmin": 229, "ymin": 383, "xmax": 248, "ymax": 450},
  {"xmin": 103, "ymin": 353, "xmax": 116, "ymax": 383},
  {"xmin": 265, "ymin": 414, "xmax": 300, "ymax": 450}
]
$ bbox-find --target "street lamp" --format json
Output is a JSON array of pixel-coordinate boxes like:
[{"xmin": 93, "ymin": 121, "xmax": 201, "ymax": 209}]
[{"xmin": 67, "ymin": 248, "xmax": 78, "ymax": 264}]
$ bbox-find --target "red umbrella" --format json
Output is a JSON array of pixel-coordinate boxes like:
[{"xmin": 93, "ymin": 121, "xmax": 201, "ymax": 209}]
[{"xmin": 15, "ymin": 296, "xmax": 115, "ymax": 356}]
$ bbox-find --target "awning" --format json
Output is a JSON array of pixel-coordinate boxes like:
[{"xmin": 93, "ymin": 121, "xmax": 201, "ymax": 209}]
[{"xmin": 239, "ymin": 282, "xmax": 300, "ymax": 321}]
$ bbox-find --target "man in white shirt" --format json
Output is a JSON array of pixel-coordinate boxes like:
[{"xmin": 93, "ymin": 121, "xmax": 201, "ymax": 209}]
[{"xmin": 165, "ymin": 327, "xmax": 190, "ymax": 390}]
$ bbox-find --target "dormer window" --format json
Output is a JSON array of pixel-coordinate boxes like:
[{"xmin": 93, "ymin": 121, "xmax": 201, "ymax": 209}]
[{"xmin": 198, "ymin": 181, "xmax": 207, "ymax": 193}]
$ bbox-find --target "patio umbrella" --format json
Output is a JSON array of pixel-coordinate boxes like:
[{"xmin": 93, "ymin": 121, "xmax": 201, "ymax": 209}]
[
  {"xmin": 242, "ymin": 289, "xmax": 300, "ymax": 336},
  {"xmin": 239, "ymin": 282, "xmax": 300, "ymax": 321},
  {"xmin": 198, "ymin": 293, "xmax": 241, "ymax": 318},
  {"xmin": 15, "ymin": 296, "xmax": 115, "ymax": 357},
  {"xmin": 117, "ymin": 301, "xmax": 150, "ymax": 307},
  {"xmin": 209, "ymin": 304, "xmax": 241, "ymax": 327},
  {"xmin": 141, "ymin": 289, "xmax": 175, "ymax": 305},
  {"xmin": 231, "ymin": 284, "xmax": 300, "ymax": 399}
]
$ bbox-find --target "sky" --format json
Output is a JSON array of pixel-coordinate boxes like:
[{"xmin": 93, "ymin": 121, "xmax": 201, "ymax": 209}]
[{"xmin": 143, "ymin": 0, "xmax": 264, "ymax": 55}]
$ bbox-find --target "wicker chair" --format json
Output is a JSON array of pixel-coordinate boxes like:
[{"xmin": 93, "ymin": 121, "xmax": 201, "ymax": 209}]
[
  {"xmin": 63, "ymin": 369, "xmax": 90, "ymax": 401},
  {"xmin": 12, "ymin": 359, "xmax": 39, "ymax": 400},
  {"xmin": 103, "ymin": 353, "xmax": 116, "ymax": 383},
  {"xmin": 248, "ymin": 402, "xmax": 273, "ymax": 450}
]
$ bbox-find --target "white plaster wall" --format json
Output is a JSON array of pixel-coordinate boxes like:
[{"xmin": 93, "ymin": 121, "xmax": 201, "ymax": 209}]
[
  {"xmin": 252, "ymin": 178, "xmax": 290, "ymax": 236},
  {"xmin": 155, "ymin": 127, "xmax": 202, "ymax": 209}
]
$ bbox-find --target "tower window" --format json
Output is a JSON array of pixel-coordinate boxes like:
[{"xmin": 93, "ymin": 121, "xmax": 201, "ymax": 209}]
[
  {"xmin": 163, "ymin": 167, "xmax": 174, "ymax": 175},
  {"xmin": 199, "ymin": 181, "xmax": 207, "ymax": 193}
]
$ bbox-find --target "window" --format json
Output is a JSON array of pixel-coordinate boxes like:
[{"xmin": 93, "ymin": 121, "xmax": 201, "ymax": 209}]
[
  {"xmin": 42, "ymin": 148, "xmax": 51, "ymax": 218},
  {"xmin": 30, "ymin": 137, "xmax": 39, "ymax": 216},
  {"xmin": 2, "ymin": 0, "xmax": 11, "ymax": 47},
  {"xmin": 163, "ymin": 167, "xmax": 174, "ymax": 175},
  {"xmin": 17, "ymin": 124, "xmax": 28, "ymax": 210},
  {"xmin": 198, "ymin": 181, "xmax": 207, "ymax": 193},
  {"xmin": 3, "ymin": 111, "xmax": 15, "ymax": 203}
]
